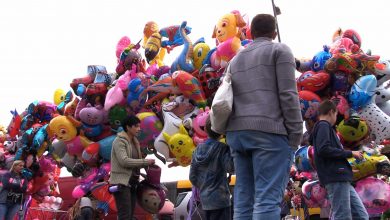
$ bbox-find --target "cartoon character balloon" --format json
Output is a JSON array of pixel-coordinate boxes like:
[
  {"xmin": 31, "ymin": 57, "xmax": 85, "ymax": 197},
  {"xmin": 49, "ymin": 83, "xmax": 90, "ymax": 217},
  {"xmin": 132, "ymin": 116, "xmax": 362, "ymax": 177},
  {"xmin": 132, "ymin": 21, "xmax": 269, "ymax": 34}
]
[
  {"xmin": 163, "ymin": 124, "xmax": 195, "ymax": 167},
  {"xmin": 355, "ymin": 177, "xmax": 390, "ymax": 216},
  {"xmin": 348, "ymin": 75, "xmax": 377, "ymax": 111},
  {"xmin": 302, "ymin": 180, "xmax": 329, "ymax": 208},
  {"xmin": 299, "ymin": 91, "xmax": 322, "ymax": 120}
]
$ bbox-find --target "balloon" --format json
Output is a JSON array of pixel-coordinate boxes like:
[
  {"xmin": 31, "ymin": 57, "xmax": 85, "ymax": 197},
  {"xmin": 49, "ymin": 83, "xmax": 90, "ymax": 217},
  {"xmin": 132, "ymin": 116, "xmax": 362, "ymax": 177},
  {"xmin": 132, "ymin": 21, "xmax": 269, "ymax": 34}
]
[
  {"xmin": 104, "ymin": 83, "xmax": 124, "ymax": 111},
  {"xmin": 212, "ymin": 12, "xmax": 246, "ymax": 68},
  {"xmin": 72, "ymin": 185, "xmax": 86, "ymax": 199},
  {"xmin": 159, "ymin": 24, "xmax": 191, "ymax": 48},
  {"xmin": 163, "ymin": 124, "xmax": 195, "ymax": 167},
  {"xmin": 298, "ymin": 90, "xmax": 321, "ymax": 120},
  {"xmin": 116, "ymin": 36, "xmax": 131, "ymax": 60},
  {"xmin": 342, "ymin": 29, "xmax": 362, "ymax": 47},
  {"xmin": 154, "ymin": 105, "xmax": 182, "ymax": 160},
  {"xmin": 358, "ymin": 102, "xmax": 390, "ymax": 144},
  {"xmin": 48, "ymin": 116, "xmax": 92, "ymax": 159},
  {"xmin": 294, "ymin": 146, "xmax": 315, "ymax": 172},
  {"xmin": 310, "ymin": 45, "xmax": 332, "ymax": 72},
  {"xmin": 325, "ymin": 52, "xmax": 358, "ymax": 74},
  {"xmin": 302, "ymin": 180, "xmax": 329, "ymax": 208},
  {"xmin": 53, "ymin": 88, "xmax": 66, "ymax": 105},
  {"xmin": 355, "ymin": 177, "xmax": 390, "ymax": 216},
  {"xmin": 330, "ymin": 71, "xmax": 349, "ymax": 96},
  {"xmin": 375, "ymin": 80, "xmax": 390, "ymax": 104},
  {"xmin": 192, "ymin": 107, "xmax": 210, "ymax": 145},
  {"xmin": 7, "ymin": 109, "xmax": 21, "ymax": 138},
  {"xmin": 142, "ymin": 76, "xmax": 180, "ymax": 108},
  {"xmin": 193, "ymin": 38, "xmax": 210, "ymax": 70},
  {"xmin": 195, "ymin": 64, "xmax": 221, "ymax": 99},
  {"xmin": 137, "ymin": 112, "xmax": 163, "ymax": 150},
  {"xmin": 108, "ymin": 105, "xmax": 128, "ymax": 129},
  {"xmin": 79, "ymin": 104, "xmax": 106, "ymax": 137},
  {"xmin": 144, "ymin": 32, "xmax": 166, "ymax": 66},
  {"xmin": 116, "ymin": 42, "xmax": 142, "ymax": 76},
  {"xmin": 297, "ymin": 70, "xmax": 330, "ymax": 92},
  {"xmin": 336, "ymin": 116, "xmax": 368, "ymax": 148},
  {"xmin": 127, "ymin": 78, "xmax": 145, "ymax": 113},
  {"xmin": 170, "ymin": 21, "xmax": 195, "ymax": 73},
  {"xmin": 90, "ymin": 182, "xmax": 117, "ymax": 212},
  {"xmin": 373, "ymin": 60, "xmax": 390, "ymax": 86},
  {"xmin": 330, "ymin": 94, "xmax": 350, "ymax": 117},
  {"xmin": 348, "ymin": 75, "xmax": 377, "ymax": 111},
  {"xmin": 348, "ymin": 152, "xmax": 390, "ymax": 181},
  {"xmin": 172, "ymin": 70, "xmax": 206, "ymax": 108},
  {"xmin": 97, "ymin": 135, "xmax": 116, "ymax": 161}
]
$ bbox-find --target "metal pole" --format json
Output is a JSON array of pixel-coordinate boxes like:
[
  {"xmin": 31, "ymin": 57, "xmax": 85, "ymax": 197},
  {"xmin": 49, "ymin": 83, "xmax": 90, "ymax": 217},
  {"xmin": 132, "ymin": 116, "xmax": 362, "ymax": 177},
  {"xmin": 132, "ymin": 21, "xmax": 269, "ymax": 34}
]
[{"xmin": 271, "ymin": 0, "xmax": 281, "ymax": 42}]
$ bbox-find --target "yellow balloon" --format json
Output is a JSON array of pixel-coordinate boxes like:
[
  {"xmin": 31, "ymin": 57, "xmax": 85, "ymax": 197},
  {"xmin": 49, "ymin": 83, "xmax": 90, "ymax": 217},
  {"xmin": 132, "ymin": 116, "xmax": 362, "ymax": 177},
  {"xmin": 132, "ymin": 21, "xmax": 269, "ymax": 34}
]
[
  {"xmin": 53, "ymin": 88, "xmax": 66, "ymax": 105},
  {"xmin": 193, "ymin": 42, "xmax": 210, "ymax": 70}
]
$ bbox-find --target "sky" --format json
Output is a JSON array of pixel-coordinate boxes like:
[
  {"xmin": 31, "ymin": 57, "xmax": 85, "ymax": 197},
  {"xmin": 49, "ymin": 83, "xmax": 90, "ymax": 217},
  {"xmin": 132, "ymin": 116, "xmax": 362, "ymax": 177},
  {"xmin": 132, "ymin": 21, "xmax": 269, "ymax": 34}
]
[{"xmin": 1, "ymin": 0, "xmax": 390, "ymax": 181}]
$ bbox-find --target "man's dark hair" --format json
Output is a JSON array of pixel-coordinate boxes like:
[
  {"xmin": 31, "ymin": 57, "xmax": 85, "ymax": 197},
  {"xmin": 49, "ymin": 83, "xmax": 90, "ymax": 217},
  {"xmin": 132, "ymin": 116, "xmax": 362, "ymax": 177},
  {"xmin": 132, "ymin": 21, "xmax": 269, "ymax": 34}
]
[
  {"xmin": 318, "ymin": 100, "xmax": 337, "ymax": 116},
  {"xmin": 250, "ymin": 14, "xmax": 276, "ymax": 39},
  {"xmin": 205, "ymin": 115, "xmax": 221, "ymax": 139},
  {"xmin": 122, "ymin": 115, "xmax": 141, "ymax": 132}
]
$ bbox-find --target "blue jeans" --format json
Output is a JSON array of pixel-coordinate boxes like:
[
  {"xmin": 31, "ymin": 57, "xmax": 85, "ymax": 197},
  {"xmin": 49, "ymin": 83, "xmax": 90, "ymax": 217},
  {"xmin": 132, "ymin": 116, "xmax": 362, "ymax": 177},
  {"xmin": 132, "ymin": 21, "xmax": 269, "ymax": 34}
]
[
  {"xmin": 325, "ymin": 182, "xmax": 369, "ymax": 220},
  {"xmin": 226, "ymin": 130, "xmax": 293, "ymax": 220},
  {"xmin": 0, "ymin": 203, "xmax": 20, "ymax": 220}
]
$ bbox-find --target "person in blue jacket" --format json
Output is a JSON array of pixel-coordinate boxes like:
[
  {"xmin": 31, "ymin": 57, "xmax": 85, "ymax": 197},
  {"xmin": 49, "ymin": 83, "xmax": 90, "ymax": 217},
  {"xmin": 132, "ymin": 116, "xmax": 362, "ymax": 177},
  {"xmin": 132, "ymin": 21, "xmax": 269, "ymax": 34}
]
[
  {"xmin": 310, "ymin": 100, "xmax": 368, "ymax": 220},
  {"xmin": 190, "ymin": 115, "xmax": 234, "ymax": 220}
]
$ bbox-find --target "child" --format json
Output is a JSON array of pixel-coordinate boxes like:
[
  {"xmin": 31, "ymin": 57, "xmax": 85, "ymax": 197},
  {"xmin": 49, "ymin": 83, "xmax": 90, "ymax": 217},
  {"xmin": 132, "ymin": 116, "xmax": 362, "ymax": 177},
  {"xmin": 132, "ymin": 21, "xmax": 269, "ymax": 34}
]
[
  {"xmin": 310, "ymin": 100, "xmax": 368, "ymax": 220},
  {"xmin": 189, "ymin": 115, "xmax": 234, "ymax": 220}
]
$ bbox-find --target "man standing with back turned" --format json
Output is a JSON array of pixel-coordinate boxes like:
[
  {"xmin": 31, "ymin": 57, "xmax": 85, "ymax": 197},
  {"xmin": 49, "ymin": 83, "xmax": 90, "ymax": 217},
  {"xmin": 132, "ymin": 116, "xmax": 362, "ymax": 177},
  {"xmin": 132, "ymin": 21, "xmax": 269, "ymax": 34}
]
[{"xmin": 225, "ymin": 14, "xmax": 303, "ymax": 219}]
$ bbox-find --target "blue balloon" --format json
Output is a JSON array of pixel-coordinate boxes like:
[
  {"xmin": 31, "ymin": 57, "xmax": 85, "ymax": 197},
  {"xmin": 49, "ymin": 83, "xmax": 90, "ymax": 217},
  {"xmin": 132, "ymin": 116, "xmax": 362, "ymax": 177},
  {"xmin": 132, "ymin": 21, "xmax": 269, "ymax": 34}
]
[
  {"xmin": 98, "ymin": 135, "xmax": 116, "ymax": 161},
  {"xmin": 348, "ymin": 75, "xmax": 377, "ymax": 111}
]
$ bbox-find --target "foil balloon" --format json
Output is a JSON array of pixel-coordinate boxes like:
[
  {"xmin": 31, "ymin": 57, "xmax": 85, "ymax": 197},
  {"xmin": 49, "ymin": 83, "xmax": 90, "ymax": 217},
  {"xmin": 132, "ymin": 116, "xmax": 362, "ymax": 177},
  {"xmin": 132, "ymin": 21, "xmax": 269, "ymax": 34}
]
[
  {"xmin": 170, "ymin": 21, "xmax": 195, "ymax": 73},
  {"xmin": 302, "ymin": 180, "xmax": 329, "ymax": 208},
  {"xmin": 359, "ymin": 102, "xmax": 390, "ymax": 144},
  {"xmin": 294, "ymin": 145, "xmax": 315, "ymax": 172},
  {"xmin": 310, "ymin": 45, "xmax": 332, "ymax": 72},
  {"xmin": 212, "ymin": 11, "xmax": 246, "ymax": 68},
  {"xmin": 297, "ymin": 70, "xmax": 330, "ymax": 92},
  {"xmin": 104, "ymin": 83, "xmax": 124, "ymax": 111},
  {"xmin": 355, "ymin": 177, "xmax": 390, "ymax": 216},
  {"xmin": 298, "ymin": 90, "xmax": 322, "ymax": 120},
  {"xmin": 336, "ymin": 116, "xmax": 368, "ymax": 148},
  {"xmin": 348, "ymin": 152, "xmax": 390, "ymax": 181},
  {"xmin": 53, "ymin": 88, "xmax": 66, "ymax": 106},
  {"xmin": 193, "ymin": 37, "xmax": 210, "ymax": 70},
  {"xmin": 116, "ymin": 36, "xmax": 131, "ymax": 60},
  {"xmin": 154, "ymin": 104, "xmax": 183, "ymax": 160},
  {"xmin": 374, "ymin": 80, "xmax": 390, "ymax": 104},
  {"xmin": 348, "ymin": 75, "xmax": 377, "ymax": 111},
  {"xmin": 192, "ymin": 107, "xmax": 210, "ymax": 145},
  {"xmin": 330, "ymin": 71, "xmax": 349, "ymax": 96},
  {"xmin": 162, "ymin": 124, "xmax": 195, "ymax": 167},
  {"xmin": 374, "ymin": 60, "xmax": 390, "ymax": 86},
  {"xmin": 330, "ymin": 94, "xmax": 350, "ymax": 117},
  {"xmin": 136, "ymin": 112, "xmax": 163, "ymax": 150},
  {"xmin": 342, "ymin": 29, "xmax": 362, "ymax": 47},
  {"xmin": 172, "ymin": 70, "xmax": 206, "ymax": 108}
]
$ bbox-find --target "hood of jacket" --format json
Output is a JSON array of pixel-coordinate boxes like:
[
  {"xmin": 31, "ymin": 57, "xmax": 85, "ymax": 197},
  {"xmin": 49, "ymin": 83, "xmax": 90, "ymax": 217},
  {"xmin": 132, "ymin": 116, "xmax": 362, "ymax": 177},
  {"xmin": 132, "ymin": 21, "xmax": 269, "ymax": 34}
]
[{"xmin": 193, "ymin": 139, "xmax": 224, "ymax": 165}]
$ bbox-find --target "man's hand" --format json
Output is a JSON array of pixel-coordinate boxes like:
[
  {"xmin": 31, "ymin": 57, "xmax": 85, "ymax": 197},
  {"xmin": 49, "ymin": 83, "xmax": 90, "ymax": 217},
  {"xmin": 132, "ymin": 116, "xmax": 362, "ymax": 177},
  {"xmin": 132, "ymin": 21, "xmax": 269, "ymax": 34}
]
[
  {"xmin": 352, "ymin": 151, "xmax": 364, "ymax": 160},
  {"xmin": 146, "ymin": 159, "xmax": 155, "ymax": 166}
]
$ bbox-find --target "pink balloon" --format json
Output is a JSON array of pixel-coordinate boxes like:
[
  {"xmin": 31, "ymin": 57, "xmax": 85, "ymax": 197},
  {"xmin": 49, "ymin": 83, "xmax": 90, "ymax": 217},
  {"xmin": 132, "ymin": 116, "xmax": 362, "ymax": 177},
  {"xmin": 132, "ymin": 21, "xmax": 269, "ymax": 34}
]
[
  {"xmin": 72, "ymin": 185, "xmax": 86, "ymax": 199},
  {"xmin": 116, "ymin": 36, "xmax": 131, "ymax": 59},
  {"xmin": 355, "ymin": 177, "xmax": 390, "ymax": 215},
  {"xmin": 104, "ymin": 83, "xmax": 124, "ymax": 111}
]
